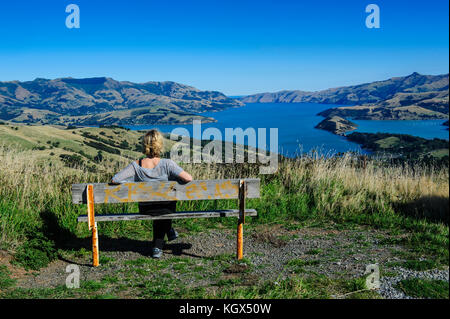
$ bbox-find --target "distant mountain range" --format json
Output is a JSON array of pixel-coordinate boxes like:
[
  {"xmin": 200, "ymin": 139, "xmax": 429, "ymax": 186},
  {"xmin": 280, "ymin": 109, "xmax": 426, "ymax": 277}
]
[
  {"xmin": 241, "ymin": 72, "xmax": 449, "ymax": 121},
  {"xmin": 0, "ymin": 77, "xmax": 243, "ymax": 125},
  {"xmin": 1, "ymin": 73, "xmax": 448, "ymax": 127}
]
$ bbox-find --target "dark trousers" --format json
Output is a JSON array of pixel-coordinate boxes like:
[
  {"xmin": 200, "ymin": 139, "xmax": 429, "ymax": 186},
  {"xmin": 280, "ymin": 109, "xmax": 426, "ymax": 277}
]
[
  {"xmin": 139, "ymin": 201, "xmax": 176, "ymax": 249},
  {"xmin": 153, "ymin": 219, "xmax": 172, "ymax": 248}
]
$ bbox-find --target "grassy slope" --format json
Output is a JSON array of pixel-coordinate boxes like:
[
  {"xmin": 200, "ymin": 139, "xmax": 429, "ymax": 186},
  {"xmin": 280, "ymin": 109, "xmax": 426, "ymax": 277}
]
[
  {"xmin": 375, "ymin": 135, "xmax": 449, "ymax": 158},
  {"xmin": 0, "ymin": 124, "xmax": 166, "ymax": 168},
  {"xmin": 319, "ymin": 104, "xmax": 448, "ymax": 121},
  {"xmin": 58, "ymin": 107, "xmax": 217, "ymax": 126},
  {"xmin": 0, "ymin": 124, "xmax": 264, "ymax": 166},
  {"xmin": 0, "ymin": 124, "xmax": 448, "ymax": 299},
  {"xmin": 346, "ymin": 132, "xmax": 449, "ymax": 161}
]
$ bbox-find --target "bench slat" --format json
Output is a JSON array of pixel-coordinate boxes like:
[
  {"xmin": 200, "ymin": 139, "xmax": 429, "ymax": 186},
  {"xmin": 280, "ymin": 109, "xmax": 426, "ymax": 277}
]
[
  {"xmin": 77, "ymin": 209, "xmax": 257, "ymax": 222},
  {"xmin": 72, "ymin": 179, "xmax": 260, "ymax": 204}
]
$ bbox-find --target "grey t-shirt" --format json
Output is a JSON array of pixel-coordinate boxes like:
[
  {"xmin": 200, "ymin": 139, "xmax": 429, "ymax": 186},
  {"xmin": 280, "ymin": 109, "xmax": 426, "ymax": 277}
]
[
  {"xmin": 112, "ymin": 158, "xmax": 184, "ymax": 183},
  {"xmin": 111, "ymin": 158, "xmax": 184, "ymax": 212}
]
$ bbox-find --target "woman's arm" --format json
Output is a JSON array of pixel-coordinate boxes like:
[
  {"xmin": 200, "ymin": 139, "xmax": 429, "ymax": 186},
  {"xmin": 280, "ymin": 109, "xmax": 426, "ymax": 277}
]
[
  {"xmin": 167, "ymin": 160, "xmax": 192, "ymax": 183},
  {"xmin": 111, "ymin": 162, "xmax": 136, "ymax": 183},
  {"xmin": 178, "ymin": 170, "xmax": 193, "ymax": 183}
]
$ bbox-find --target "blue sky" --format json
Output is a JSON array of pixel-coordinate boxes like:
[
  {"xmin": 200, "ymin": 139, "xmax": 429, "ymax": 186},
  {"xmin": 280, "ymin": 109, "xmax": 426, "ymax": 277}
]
[{"xmin": 0, "ymin": 0, "xmax": 448, "ymax": 95}]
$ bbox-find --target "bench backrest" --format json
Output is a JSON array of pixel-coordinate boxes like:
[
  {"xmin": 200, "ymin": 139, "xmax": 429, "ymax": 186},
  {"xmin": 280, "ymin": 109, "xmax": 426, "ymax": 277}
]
[{"xmin": 72, "ymin": 178, "xmax": 260, "ymax": 204}]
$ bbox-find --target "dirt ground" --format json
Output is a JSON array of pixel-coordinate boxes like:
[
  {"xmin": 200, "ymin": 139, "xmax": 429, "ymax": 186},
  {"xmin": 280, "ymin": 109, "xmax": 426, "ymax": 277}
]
[{"xmin": 5, "ymin": 224, "xmax": 413, "ymax": 292}]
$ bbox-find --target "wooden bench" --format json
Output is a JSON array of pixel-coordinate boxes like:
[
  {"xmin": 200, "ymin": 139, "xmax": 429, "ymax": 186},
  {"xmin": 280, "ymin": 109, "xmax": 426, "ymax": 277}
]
[{"xmin": 72, "ymin": 178, "xmax": 260, "ymax": 266}]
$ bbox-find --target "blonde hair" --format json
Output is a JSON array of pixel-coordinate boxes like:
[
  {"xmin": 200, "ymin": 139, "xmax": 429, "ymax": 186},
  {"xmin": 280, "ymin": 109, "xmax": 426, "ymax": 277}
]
[{"xmin": 142, "ymin": 129, "xmax": 164, "ymax": 158}]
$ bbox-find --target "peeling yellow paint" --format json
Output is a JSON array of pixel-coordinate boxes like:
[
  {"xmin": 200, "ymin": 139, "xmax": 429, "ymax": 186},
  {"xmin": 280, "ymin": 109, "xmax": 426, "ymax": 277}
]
[{"xmin": 101, "ymin": 181, "xmax": 240, "ymax": 203}]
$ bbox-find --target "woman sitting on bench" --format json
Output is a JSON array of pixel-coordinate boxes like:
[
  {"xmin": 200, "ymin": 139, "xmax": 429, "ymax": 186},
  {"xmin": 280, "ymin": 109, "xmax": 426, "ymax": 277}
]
[{"xmin": 111, "ymin": 129, "xmax": 193, "ymax": 258}]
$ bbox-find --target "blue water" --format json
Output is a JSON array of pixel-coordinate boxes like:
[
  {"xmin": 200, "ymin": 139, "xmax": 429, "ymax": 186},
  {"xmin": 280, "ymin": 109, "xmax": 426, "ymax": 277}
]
[
  {"xmin": 353, "ymin": 119, "xmax": 449, "ymax": 140},
  {"xmin": 125, "ymin": 103, "xmax": 449, "ymax": 157}
]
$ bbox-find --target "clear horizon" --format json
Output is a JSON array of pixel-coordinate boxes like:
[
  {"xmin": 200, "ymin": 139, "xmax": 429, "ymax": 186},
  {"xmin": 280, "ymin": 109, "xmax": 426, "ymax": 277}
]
[
  {"xmin": 1, "ymin": 71, "xmax": 447, "ymax": 97},
  {"xmin": 0, "ymin": 0, "xmax": 448, "ymax": 95}
]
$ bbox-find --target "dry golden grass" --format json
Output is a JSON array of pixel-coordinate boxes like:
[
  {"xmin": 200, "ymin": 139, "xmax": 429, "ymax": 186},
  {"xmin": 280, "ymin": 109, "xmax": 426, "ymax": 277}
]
[
  {"xmin": 0, "ymin": 141, "xmax": 448, "ymax": 251},
  {"xmin": 1, "ymin": 143, "xmax": 448, "ymax": 218}
]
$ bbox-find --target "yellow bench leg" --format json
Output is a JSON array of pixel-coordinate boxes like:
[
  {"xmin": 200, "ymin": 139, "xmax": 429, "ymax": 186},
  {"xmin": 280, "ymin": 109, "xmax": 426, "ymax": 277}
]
[
  {"xmin": 92, "ymin": 222, "xmax": 99, "ymax": 267},
  {"xmin": 237, "ymin": 221, "xmax": 243, "ymax": 260},
  {"xmin": 87, "ymin": 184, "xmax": 100, "ymax": 267},
  {"xmin": 237, "ymin": 180, "xmax": 246, "ymax": 260}
]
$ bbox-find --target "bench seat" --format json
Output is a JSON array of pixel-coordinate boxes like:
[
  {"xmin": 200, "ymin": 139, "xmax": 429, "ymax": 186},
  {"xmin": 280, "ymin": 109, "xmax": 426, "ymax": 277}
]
[{"xmin": 77, "ymin": 209, "xmax": 257, "ymax": 222}]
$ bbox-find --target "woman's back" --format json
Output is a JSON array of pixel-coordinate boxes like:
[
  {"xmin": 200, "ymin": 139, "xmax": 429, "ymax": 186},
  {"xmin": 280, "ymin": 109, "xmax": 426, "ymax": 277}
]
[
  {"xmin": 110, "ymin": 128, "xmax": 192, "ymax": 258},
  {"xmin": 111, "ymin": 158, "xmax": 183, "ymax": 183}
]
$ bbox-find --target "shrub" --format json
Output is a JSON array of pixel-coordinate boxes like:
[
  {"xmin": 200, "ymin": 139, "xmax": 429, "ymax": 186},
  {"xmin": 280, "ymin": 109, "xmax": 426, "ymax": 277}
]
[
  {"xmin": 59, "ymin": 154, "xmax": 84, "ymax": 168},
  {"xmin": 94, "ymin": 151, "xmax": 103, "ymax": 163},
  {"xmin": 13, "ymin": 232, "xmax": 57, "ymax": 270},
  {"xmin": 83, "ymin": 140, "xmax": 120, "ymax": 155}
]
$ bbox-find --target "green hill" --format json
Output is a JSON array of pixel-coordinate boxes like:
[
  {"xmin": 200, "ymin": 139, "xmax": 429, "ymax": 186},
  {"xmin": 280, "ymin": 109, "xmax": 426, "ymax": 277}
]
[
  {"xmin": 0, "ymin": 77, "xmax": 243, "ymax": 125},
  {"xmin": 241, "ymin": 72, "xmax": 449, "ymax": 121},
  {"xmin": 346, "ymin": 132, "xmax": 449, "ymax": 162},
  {"xmin": 314, "ymin": 116, "xmax": 357, "ymax": 135}
]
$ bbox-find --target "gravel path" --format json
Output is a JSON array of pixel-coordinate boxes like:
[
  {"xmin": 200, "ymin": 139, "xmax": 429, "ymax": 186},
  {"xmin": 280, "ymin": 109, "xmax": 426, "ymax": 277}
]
[
  {"xmin": 379, "ymin": 267, "xmax": 449, "ymax": 299},
  {"xmin": 10, "ymin": 225, "xmax": 449, "ymax": 299}
]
